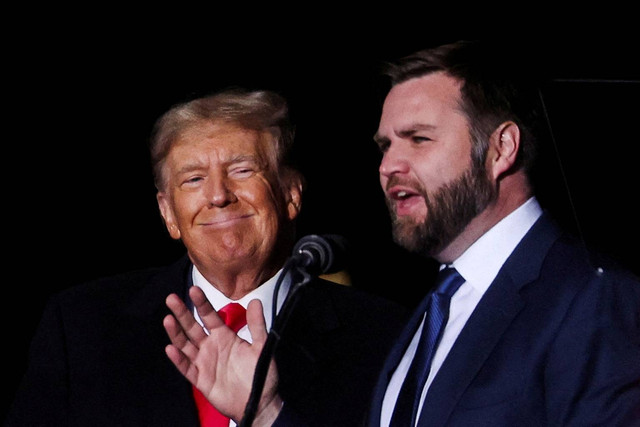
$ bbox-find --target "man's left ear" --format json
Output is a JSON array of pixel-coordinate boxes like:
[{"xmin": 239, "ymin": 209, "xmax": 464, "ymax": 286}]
[
  {"xmin": 285, "ymin": 172, "xmax": 303, "ymax": 220},
  {"xmin": 488, "ymin": 121, "xmax": 520, "ymax": 179}
]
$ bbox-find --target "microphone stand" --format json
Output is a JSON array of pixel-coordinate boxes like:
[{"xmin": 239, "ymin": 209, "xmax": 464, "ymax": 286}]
[{"xmin": 239, "ymin": 257, "xmax": 312, "ymax": 427}]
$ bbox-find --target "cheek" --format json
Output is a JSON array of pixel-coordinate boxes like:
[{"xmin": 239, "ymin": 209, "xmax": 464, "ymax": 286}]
[
  {"xmin": 241, "ymin": 181, "xmax": 274, "ymax": 208},
  {"xmin": 428, "ymin": 151, "xmax": 470, "ymax": 184},
  {"xmin": 259, "ymin": 197, "xmax": 285, "ymax": 231},
  {"xmin": 172, "ymin": 193, "xmax": 206, "ymax": 224},
  {"xmin": 249, "ymin": 177, "xmax": 285, "ymax": 212},
  {"xmin": 238, "ymin": 184, "xmax": 285, "ymax": 234},
  {"xmin": 259, "ymin": 215, "xmax": 281, "ymax": 243},
  {"xmin": 248, "ymin": 206, "xmax": 282, "ymax": 256}
]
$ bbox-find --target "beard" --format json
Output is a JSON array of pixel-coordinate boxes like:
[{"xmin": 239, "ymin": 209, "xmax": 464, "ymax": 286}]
[{"xmin": 386, "ymin": 159, "xmax": 496, "ymax": 257}]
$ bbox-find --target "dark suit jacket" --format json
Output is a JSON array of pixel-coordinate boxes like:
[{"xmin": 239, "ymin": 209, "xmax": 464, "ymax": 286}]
[
  {"xmin": 6, "ymin": 255, "xmax": 409, "ymax": 427},
  {"xmin": 368, "ymin": 212, "xmax": 640, "ymax": 426}
]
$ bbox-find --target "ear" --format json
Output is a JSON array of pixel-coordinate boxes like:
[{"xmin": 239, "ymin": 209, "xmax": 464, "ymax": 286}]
[
  {"xmin": 487, "ymin": 121, "xmax": 520, "ymax": 180},
  {"xmin": 156, "ymin": 192, "xmax": 181, "ymax": 240},
  {"xmin": 284, "ymin": 171, "xmax": 304, "ymax": 221}
]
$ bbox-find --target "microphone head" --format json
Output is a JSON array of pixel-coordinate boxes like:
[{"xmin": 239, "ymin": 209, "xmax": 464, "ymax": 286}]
[{"xmin": 292, "ymin": 234, "xmax": 349, "ymax": 275}]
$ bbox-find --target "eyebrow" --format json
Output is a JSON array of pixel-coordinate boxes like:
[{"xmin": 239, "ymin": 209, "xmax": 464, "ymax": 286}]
[
  {"xmin": 227, "ymin": 154, "xmax": 260, "ymax": 165},
  {"xmin": 397, "ymin": 124, "xmax": 437, "ymax": 137},
  {"xmin": 175, "ymin": 155, "xmax": 261, "ymax": 175},
  {"xmin": 373, "ymin": 123, "xmax": 437, "ymax": 146},
  {"xmin": 175, "ymin": 161, "xmax": 207, "ymax": 176}
]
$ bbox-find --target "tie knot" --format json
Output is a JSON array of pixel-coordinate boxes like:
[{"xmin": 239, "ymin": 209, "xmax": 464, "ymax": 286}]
[
  {"xmin": 218, "ymin": 302, "xmax": 247, "ymax": 333},
  {"xmin": 435, "ymin": 267, "xmax": 465, "ymax": 297}
]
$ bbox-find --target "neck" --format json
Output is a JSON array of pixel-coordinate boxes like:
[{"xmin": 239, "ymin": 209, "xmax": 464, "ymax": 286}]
[
  {"xmin": 194, "ymin": 262, "xmax": 281, "ymax": 300},
  {"xmin": 435, "ymin": 177, "xmax": 532, "ymax": 264}
]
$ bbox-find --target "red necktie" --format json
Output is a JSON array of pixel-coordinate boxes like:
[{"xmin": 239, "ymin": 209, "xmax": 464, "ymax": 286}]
[{"xmin": 192, "ymin": 302, "xmax": 247, "ymax": 427}]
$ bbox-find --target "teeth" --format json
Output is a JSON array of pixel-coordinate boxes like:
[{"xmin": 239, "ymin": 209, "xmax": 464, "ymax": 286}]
[{"xmin": 397, "ymin": 191, "xmax": 408, "ymax": 198}]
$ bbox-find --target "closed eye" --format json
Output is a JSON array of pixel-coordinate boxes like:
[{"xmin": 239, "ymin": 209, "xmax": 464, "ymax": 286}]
[
  {"xmin": 229, "ymin": 167, "xmax": 256, "ymax": 179},
  {"xmin": 373, "ymin": 134, "xmax": 390, "ymax": 153},
  {"xmin": 412, "ymin": 136, "xmax": 432, "ymax": 144},
  {"xmin": 182, "ymin": 175, "xmax": 205, "ymax": 187},
  {"xmin": 377, "ymin": 140, "xmax": 390, "ymax": 153}
]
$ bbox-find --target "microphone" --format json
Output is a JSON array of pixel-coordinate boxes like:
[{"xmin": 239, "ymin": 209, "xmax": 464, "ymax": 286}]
[
  {"xmin": 291, "ymin": 234, "xmax": 348, "ymax": 275},
  {"xmin": 241, "ymin": 234, "xmax": 349, "ymax": 426}
]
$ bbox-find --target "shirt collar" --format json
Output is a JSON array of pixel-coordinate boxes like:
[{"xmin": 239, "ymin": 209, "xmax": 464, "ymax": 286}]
[
  {"xmin": 191, "ymin": 266, "xmax": 291, "ymax": 331},
  {"xmin": 451, "ymin": 197, "xmax": 542, "ymax": 293}
]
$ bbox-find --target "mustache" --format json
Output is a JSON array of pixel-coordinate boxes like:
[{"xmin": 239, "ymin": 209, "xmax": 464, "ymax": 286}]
[{"xmin": 385, "ymin": 175, "xmax": 426, "ymax": 195}]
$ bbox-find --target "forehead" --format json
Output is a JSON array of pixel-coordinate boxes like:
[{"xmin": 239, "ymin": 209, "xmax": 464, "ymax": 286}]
[
  {"xmin": 383, "ymin": 72, "xmax": 463, "ymax": 119},
  {"xmin": 376, "ymin": 73, "xmax": 466, "ymax": 142},
  {"xmin": 170, "ymin": 121, "xmax": 271, "ymax": 161}
]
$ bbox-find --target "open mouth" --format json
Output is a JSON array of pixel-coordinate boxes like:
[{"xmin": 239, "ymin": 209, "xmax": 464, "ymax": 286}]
[
  {"xmin": 388, "ymin": 187, "xmax": 423, "ymax": 216},
  {"xmin": 392, "ymin": 190, "xmax": 412, "ymax": 200}
]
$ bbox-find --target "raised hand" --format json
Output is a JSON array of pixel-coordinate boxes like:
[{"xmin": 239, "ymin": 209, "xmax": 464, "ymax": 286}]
[{"xmin": 163, "ymin": 286, "xmax": 282, "ymax": 425}]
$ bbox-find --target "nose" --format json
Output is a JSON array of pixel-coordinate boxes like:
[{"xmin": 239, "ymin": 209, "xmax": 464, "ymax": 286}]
[
  {"xmin": 207, "ymin": 175, "xmax": 237, "ymax": 207},
  {"xmin": 379, "ymin": 142, "xmax": 410, "ymax": 178}
]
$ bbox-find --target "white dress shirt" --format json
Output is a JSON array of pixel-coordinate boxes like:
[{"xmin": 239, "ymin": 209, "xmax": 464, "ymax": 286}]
[
  {"xmin": 190, "ymin": 267, "xmax": 292, "ymax": 427},
  {"xmin": 191, "ymin": 266, "xmax": 292, "ymax": 342},
  {"xmin": 381, "ymin": 197, "xmax": 543, "ymax": 426}
]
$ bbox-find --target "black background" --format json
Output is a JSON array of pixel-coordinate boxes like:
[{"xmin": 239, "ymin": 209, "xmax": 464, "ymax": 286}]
[{"xmin": 5, "ymin": 17, "xmax": 639, "ymax": 420}]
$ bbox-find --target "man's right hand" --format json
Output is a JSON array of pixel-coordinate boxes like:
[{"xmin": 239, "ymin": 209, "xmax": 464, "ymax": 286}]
[{"xmin": 163, "ymin": 286, "xmax": 283, "ymax": 425}]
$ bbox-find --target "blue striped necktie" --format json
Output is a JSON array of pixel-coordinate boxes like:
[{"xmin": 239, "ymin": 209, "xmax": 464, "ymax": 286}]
[{"xmin": 389, "ymin": 266, "xmax": 465, "ymax": 426}]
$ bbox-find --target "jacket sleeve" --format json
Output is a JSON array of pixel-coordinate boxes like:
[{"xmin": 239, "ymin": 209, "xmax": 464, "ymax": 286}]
[
  {"xmin": 544, "ymin": 268, "xmax": 640, "ymax": 426},
  {"xmin": 271, "ymin": 402, "xmax": 314, "ymax": 427},
  {"xmin": 6, "ymin": 295, "xmax": 71, "ymax": 426}
]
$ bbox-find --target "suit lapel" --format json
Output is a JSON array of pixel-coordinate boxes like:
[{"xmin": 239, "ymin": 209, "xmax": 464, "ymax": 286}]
[
  {"xmin": 121, "ymin": 255, "xmax": 200, "ymax": 424},
  {"xmin": 416, "ymin": 213, "xmax": 562, "ymax": 426},
  {"xmin": 127, "ymin": 254, "xmax": 193, "ymax": 317},
  {"xmin": 276, "ymin": 281, "xmax": 341, "ymax": 391},
  {"xmin": 417, "ymin": 271, "xmax": 524, "ymax": 426},
  {"xmin": 368, "ymin": 290, "xmax": 434, "ymax": 426}
]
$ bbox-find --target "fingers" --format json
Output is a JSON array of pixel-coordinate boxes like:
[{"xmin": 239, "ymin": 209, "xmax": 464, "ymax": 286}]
[
  {"xmin": 163, "ymin": 313, "xmax": 190, "ymax": 350},
  {"xmin": 247, "ymin": 299, "xmax": 269, "ymax": 345},
  {"xmin": 165, "ymin": 293, "xmax": 209, "ymax": 343},
  {"xmin": 163, "ymin": 311, "xmax": 201, "ymax": 385},
  {"xmin": 163, "ymin": 312, "xmax": 202, "ymax": 371},
  {"xmin": 164, "ymin": 343, "xmax": 200, "ymax": 385},
  {"xmin": 188, "ymin": 286, "xmax": 225, "ymax": 333},
  {"xmin": 162, "ymin": 290, "xmax": 277, "ymax": 421}
]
